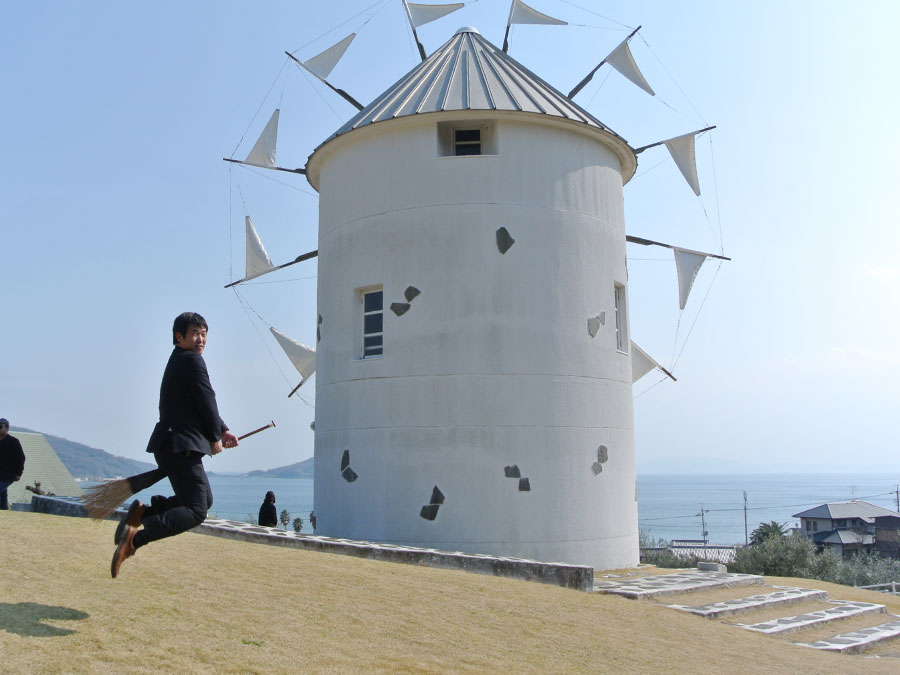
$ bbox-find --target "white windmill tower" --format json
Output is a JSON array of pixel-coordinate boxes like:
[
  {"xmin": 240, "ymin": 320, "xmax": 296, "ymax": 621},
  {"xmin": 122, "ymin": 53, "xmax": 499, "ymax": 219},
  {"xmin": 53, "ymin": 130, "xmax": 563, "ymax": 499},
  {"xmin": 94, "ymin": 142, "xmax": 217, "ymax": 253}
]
[
  {"xmin": 307, "ymin": 24, "xmax": 647, "ymax": 569},
  {"xmin": 225, "ymin": 2, "xmax": 724, "ymax": 570}
]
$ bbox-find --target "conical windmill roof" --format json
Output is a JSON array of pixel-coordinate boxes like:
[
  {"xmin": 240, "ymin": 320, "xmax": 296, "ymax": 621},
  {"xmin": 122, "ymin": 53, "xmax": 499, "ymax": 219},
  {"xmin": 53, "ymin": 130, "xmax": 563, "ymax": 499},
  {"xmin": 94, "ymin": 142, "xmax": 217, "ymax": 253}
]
[{"xmin": 308, "ymin": 27, "xmax": 635, "ymax": 184}]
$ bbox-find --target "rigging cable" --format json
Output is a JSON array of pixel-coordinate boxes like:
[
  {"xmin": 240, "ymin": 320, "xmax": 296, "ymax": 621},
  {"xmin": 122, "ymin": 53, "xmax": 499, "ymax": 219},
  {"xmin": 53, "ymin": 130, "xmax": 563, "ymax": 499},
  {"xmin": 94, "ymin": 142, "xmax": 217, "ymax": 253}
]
[
  {"xmin": 229, "ymin": 59, "xmax": 290, "ymax": 159},
  {"xmin": 671, "ymin": 259, "xmax": 723, "ymax": 371},
  {"xmin": 288, "ymin": 0, "xmax": 392, "ymax": 55},
  {"xmin": 638, "ymin": 33, "xmax": 708, "ymax": 127},
  {"xmin": 235, "ymin": 162, "xmax": 319, "ymax": 197},
  {"xmin": 556, "ymin": 0, "xmax": 633, "ymax": 29},
  {"xmin": 230, "ymin": 287, "xmax": 315, "ymax": 408}
]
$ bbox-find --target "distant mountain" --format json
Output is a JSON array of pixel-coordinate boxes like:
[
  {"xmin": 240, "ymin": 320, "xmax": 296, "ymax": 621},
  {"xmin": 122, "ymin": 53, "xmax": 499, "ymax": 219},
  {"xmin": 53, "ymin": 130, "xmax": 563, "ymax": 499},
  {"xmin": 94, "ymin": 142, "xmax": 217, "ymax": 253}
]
[
  {"xmin": 11, "ymin": 426, "xmax": 155, "ymax": 480},
  {"xmin": 247, "ymin": 457, "xmax": 314, "ymax": 479}
]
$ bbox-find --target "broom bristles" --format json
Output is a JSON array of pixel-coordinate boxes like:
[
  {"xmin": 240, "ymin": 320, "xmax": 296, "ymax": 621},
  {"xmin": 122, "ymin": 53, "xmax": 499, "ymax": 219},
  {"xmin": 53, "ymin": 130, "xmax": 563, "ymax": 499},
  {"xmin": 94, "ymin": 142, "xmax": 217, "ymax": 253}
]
[{"xmin": 82, "ymin": 478, "xmax": 137, "ymax": 520}]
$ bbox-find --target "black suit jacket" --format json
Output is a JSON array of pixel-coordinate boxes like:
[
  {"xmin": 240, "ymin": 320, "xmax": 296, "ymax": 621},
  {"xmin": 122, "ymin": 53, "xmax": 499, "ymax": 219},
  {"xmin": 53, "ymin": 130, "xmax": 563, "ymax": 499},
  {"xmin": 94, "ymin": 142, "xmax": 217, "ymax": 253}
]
[{"xmin": 146, "ymin": 346, "xmax": 227, "ymax": 456}]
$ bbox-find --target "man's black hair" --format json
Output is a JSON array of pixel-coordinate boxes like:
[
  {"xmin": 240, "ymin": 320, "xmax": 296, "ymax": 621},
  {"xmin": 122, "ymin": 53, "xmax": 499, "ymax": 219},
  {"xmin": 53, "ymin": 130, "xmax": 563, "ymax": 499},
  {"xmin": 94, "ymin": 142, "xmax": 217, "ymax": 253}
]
[{"xmin": 172, "ymin": 312, "xmax": 208, "ymax": 345}]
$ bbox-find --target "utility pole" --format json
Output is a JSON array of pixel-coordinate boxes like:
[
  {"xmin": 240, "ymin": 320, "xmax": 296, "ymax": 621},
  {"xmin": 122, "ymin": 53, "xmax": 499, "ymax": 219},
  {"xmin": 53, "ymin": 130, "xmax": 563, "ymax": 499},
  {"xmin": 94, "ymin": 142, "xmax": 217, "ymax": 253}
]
[
  {"xmin": 743, "ymin": 491, "xmax": 749, "ymax": 546},
  {"xmin": 698, "ymin": 504, "xmax": 708, "ymax": 545},
  {"xmin": 895, "ymin": 485, "xmax": 899, "ymax": 513}
]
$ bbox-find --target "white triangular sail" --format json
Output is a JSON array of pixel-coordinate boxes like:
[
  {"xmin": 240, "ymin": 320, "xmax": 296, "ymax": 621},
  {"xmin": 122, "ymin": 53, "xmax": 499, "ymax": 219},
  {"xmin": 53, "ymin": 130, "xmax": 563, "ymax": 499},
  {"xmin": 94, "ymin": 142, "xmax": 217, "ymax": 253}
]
[
  {"xmin": 664, "ymin": 132, "xmax": 702, "ymax": 196},
  {"xmin": 245, "ymin": 216, "xmax": 275, "ymax": 281},
  {"xmin": 406, "ymin": 1, "xmax": 464, "ymax": 28},
  {"xmin": 301, "ymin": 34, "xmax": 356, "ymax": 80},
  {"xmin": 631, "ymin": 341, "xmax": 663, "ymax": 383},
  {"xmin": 270, "ymin": 327, "xmax": 317, "ymax": 384},
  {"xmin": 509, "ymin": 0, "xmax": 567, "ymax": 25},
  {"xmin": 244, "ymin": 109, "xmax": 279, "ymax": 168},
  {"xmin": 605, "ymin": 38, "xmax": 654, "ymax": 96},
  {"xmin": 673, "ymin": 248, "xmax": 707, "ymax": 310}
]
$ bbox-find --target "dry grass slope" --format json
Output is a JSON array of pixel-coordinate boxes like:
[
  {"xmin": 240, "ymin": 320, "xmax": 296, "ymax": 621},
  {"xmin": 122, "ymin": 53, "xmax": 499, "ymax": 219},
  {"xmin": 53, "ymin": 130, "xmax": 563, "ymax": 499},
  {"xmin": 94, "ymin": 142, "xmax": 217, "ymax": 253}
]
[{"xmin": 1, "ymin": 510, "xmax": 898, "ymax": 673}]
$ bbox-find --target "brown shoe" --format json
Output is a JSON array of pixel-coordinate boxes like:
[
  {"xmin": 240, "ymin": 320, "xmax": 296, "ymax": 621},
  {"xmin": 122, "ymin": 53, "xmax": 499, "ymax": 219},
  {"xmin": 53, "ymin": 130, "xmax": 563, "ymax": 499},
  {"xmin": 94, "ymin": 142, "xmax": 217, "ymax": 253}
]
[
  {"xmin": 111, "ymin": 525, "xmax": 137, "ymax": 578},
  {"xmin": 114, "ymin": 500, "xmax": 145, "ymax": 545}
]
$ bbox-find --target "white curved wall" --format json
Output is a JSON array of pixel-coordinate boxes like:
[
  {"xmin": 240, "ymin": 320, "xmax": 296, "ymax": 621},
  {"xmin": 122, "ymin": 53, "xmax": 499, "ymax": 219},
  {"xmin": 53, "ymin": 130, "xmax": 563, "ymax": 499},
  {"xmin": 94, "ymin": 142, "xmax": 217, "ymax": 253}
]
[{"xmin": 313, "ymin": 115, "xmax": 638, "ymax": 569}]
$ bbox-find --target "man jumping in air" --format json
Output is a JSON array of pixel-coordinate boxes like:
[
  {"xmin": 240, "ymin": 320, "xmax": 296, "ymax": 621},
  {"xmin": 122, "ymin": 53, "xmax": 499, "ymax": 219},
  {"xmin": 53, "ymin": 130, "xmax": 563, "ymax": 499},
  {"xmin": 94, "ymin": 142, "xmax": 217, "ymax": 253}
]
[{"xmin": 111, "ymin": 312, "xmax": 238, "ymax": 577}]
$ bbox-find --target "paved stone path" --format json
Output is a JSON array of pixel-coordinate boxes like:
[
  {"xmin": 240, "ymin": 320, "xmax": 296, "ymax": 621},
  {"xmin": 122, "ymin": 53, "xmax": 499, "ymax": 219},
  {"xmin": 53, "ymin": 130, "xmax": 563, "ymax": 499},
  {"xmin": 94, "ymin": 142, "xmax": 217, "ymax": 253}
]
[
  {"xmin": 664, "ymin": 586, "xmax": 827, "ymax": 619},
  {"xmin": 736, "ymin": 600, "xmax": 886, "ymax": 635},
  {"xmin": 795, "ymin": 618, "xmax": 900, "ymax": 654},
  {"xmin": 594, "ymin": 570, "xmax": 763, "ymax": 599}
]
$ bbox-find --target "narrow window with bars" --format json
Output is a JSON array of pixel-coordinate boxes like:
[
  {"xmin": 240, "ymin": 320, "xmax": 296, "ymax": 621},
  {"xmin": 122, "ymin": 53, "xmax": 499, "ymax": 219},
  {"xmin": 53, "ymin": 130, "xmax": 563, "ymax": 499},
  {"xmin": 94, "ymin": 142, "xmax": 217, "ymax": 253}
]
[
  {"xmin": 614, "ymin": 282, "xmax": 629, "ymax": 354},
  {"xmin": 361, "ymin": 288, "xmax": 383, "ymax": 358}
]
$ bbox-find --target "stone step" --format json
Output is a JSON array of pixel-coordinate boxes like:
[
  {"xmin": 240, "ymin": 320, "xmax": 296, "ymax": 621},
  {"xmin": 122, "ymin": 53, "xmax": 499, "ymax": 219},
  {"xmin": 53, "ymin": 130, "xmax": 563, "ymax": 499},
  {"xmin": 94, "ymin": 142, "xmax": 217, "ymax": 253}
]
[
  {"xmin": 795, "ymin": 616, "xmax": 900, "ymax": 654},
  {"xmin": 593, "ymin": 571, "xmax": 763, "ymax": 599},
  {"xmin": 736, "ymin": 600, "xmax": 886, "ymax": 635},
  {"xmin": 663, "ymin": 586, "xmax": 828, "ymax": 619}
]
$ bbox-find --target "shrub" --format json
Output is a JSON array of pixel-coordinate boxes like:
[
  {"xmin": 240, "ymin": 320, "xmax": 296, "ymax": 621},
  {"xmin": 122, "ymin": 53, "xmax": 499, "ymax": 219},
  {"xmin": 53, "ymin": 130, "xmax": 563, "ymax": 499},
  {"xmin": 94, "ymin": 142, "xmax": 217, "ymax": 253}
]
[{"xmin": 730, "ymin": 534, "xmax": 818, "ymax": 577}]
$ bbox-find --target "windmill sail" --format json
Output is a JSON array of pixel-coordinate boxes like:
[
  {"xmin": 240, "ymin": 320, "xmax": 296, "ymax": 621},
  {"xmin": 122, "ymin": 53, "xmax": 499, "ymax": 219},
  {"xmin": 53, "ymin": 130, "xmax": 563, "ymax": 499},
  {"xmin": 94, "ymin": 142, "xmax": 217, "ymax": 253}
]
[
  {"xmin": 509, "ymin": 0, "xmax": 566, "ymax": 25},
  {"xmin": 223, "ymin": 108, "xmax": 305, "ymax": 174},
  {"xmin": 403, "ymin": 1, "xmax": 464, "ymax": 61},
  {"xmin": 503, "ymin": 0, "xmax": 567, "ymax": 52},
  {"xmin": 568, "ymin": 27, "xmax": 652, "ymax": 99},
  {"xmin": 631, "ymin": 341, "xmax": 676, "ymax": 383},
  {"xmin": 406, "ymin": 2, "xmax": 464, "ymax": 28},
  {"xmin": 301, "ymin": 33, "xmax": 356, "ymax": 80},
  {"xmin": 605, "ymin": 36, "xmax": 654, "ymax": 96},
  {"xmin": 634, "ymin": 126, "xmax": 715, "ymax": 196},
  {"xmin": 285, "ymin": 37, "xmax": 363, "ymax": 110},
  {"xmin": 270, "ymin": 327, "xmax": 317, "ymax": 389},
  {"xmin": 664, "ymin": 132, "xmax": 702, "ymax": 196},
  {"xmin": 245, "ymin": 216, "xmax": 275, "ymax": 281},
  {"xmin": 673, "ymin": 248, "xmax": 707, "ymax": 310},
  {"xmin": 244, "ymin": 109, "xmax": 279, "ymax": 168}
]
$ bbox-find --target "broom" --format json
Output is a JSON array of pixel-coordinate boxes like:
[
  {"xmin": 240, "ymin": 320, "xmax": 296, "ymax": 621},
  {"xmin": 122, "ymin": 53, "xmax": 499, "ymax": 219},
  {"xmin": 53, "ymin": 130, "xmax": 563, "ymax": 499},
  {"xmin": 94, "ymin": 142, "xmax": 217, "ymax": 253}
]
[{"xmin": 83, "ymin": 421, "xmax": 276, "ymax": 520}]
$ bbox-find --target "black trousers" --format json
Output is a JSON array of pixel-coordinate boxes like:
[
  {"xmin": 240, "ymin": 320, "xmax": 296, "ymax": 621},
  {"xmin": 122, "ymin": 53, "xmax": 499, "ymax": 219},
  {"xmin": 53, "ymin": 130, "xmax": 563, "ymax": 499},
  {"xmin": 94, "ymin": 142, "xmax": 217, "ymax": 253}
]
[{"xmin": 133, "ymin": 444, "xmax": 213, "ymax": 549}]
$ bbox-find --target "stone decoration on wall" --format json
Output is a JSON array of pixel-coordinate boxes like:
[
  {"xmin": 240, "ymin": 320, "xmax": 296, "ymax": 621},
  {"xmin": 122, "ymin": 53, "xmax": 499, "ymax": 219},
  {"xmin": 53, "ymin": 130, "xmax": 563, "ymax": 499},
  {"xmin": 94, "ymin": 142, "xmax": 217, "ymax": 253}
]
[
  {"xmin": 504, "ymin": 464, "xmax": 530, "ymax": 491},
  {"xmin": 420, "ymin": 485, "xmax": 445, "ymax": 521},
  {"xmin": 390, "ymin": 302, "xmax": 410, "ymax": 316},
  {"xmin": 340, "ymin": 449, "xmax": 358, "ymax": 482},
  {"xmin": 592, "ymin": 445, "xmax": 609, "ymax": 476},
  {"xmin": 496, "ymin": 227, "xmax": 515, "ymax": 254},
  {"xmin": 391, "ymin": 285, "xmax": 422, "ymax": 316},
  {"xmin": 587, "ymin": 312, "xmax": 606, "ymax": 338}
]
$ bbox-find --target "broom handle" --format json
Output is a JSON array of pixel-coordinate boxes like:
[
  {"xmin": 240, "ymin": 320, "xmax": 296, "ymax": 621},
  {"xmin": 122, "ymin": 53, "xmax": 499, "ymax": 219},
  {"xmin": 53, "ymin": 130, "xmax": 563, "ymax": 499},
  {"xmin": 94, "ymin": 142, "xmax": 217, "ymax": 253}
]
[
  {"xmin": 237, "ymin": 420, "xmax": 275, "ymax": 441},
  {"xmin": 127, "ymin": 422, "xmax": 276, "ymax": 492}
]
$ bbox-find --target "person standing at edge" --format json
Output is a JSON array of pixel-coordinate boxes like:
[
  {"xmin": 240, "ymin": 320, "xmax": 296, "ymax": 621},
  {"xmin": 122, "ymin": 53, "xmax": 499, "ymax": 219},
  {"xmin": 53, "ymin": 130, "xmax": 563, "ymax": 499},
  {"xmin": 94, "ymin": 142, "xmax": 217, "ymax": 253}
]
[
  {"xmin": 111, "ymin": 312, "xmax": 239, "ymax": 577},
  {"xmin": 0, "ymin": 418, "xmax": 25, "ymax": 510}
]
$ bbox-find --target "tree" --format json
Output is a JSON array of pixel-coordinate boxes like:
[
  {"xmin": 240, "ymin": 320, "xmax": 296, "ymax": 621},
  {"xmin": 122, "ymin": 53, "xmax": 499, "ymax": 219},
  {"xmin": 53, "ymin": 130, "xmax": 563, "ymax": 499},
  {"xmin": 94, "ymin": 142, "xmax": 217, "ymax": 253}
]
[
  {"xmin": 292, "ymin": 516, "xmax": 304, "ymax": 533},
  {"xmin": 279, "ymin": 509, "xmax": 290, "ymax": 530},
  {"xmin": 731, "ymin": 532, "xmax": 816, "ymax": 577},
  {"xmin": 749, "ymin": 521, "xmax": 787, "ymax": 546}
]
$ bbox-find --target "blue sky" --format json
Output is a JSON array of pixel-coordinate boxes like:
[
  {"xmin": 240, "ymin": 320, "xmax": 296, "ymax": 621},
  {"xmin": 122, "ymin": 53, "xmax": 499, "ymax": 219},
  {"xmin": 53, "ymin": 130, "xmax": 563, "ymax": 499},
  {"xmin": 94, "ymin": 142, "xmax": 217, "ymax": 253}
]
[{"xmin": 2, "ymin": 1, "xmax": 898, "ymax": 474}]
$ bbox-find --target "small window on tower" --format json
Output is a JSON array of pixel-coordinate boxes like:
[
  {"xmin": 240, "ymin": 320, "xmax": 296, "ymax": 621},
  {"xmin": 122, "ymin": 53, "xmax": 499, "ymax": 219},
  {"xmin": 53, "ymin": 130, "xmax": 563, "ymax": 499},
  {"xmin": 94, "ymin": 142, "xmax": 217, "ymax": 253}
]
[
  {"xmin": 454, "ymin": 129, "xmax": 481, "ymax": 156},
  {"xmin": 360, "ymin": 287, "xmax": 383, "ymax": 359},
  {"xmin": 614, "ymin": 282, "xmax": 629, "ymax": 354},
  {"xmin": 437, "ymin": 121, "xmax": 496, "ymax": 157}
]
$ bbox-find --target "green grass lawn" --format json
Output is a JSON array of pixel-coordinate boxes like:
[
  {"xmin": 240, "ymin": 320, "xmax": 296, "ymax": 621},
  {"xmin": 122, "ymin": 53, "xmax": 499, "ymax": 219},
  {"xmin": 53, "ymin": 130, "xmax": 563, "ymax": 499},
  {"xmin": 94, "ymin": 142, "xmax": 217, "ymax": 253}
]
[{"xmin": 1, "ymin": 510, "xmax": 898, "ymax": 673}]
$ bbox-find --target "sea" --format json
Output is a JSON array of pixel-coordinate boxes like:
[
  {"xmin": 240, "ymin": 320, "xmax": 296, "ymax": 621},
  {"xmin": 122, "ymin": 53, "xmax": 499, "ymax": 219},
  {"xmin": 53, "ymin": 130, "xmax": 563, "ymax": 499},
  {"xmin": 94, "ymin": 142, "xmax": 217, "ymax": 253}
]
[{"xmin": 126, "ymin": 472, "xmax": 900, "ymax": 544}]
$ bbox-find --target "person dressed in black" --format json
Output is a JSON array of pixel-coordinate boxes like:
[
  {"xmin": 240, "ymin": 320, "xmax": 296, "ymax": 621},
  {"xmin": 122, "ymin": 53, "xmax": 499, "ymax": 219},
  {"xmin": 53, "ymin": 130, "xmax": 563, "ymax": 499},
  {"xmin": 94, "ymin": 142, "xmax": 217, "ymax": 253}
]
[
  {"xmin": 0, "ymin": 418, "xmax": 26, "ymax": 510},
  {"xmin": 258, "ymin": 490, "xmax": 277, "ymax": 527},
  {"xmin": 111, "ymin": 312, "xmax": 238, "ymax": 578}
]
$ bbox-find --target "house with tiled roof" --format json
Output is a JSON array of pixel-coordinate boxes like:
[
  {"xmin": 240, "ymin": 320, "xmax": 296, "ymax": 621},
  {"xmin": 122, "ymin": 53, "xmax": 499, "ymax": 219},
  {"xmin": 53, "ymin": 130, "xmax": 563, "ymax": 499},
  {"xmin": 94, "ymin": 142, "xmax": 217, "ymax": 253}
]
[
  {"xmin": 793, "ymin": 501, "xmax": 898, "ymax": 559},
  {"xmin": 6, "ymin": 432, "xmax": 83, "ymax": 507}
]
